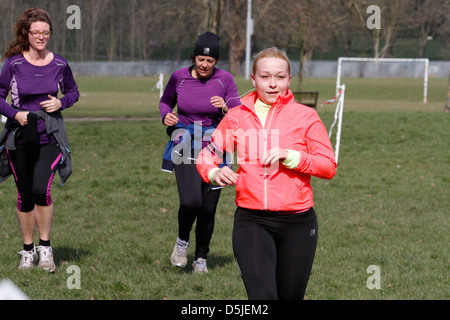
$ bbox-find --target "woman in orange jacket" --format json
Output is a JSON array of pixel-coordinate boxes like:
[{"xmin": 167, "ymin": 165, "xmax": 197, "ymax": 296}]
[{"xmin": 197, "ymin": 47, "xmax": 336, "ymax": 299}]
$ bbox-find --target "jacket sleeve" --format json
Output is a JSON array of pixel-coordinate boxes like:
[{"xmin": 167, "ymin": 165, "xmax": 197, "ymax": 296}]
[
  {"xmin": 159, "ymin": 73, "xmax": 178, "ymax": 122},
  {"xmin": 0, "ymin": 60, "xmax": 18, "ymax": 120},
  {"xmin": 59, "ymin": 64, "xmax": 80, "ymax": 110},
  {"xmin": 297, "ymin": 120, "xmax": 337, "ymax": 180},
  {"xmin": 197, "ymin": 113, "xmax": 235, "ymax": 182},
  {"xmin": 223, "ymin": 72, "xmax": 241, "ymax": 109}
]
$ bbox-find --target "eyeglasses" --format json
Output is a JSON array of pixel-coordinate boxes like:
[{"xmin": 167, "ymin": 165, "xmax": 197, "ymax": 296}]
[{"xmin": 29, "ymin": 30, "xmax": 52, "ymax": 39}]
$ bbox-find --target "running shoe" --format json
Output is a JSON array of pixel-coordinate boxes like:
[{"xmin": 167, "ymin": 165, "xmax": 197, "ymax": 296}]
[
  {"xmin": 18, "ymin": 248, "xmax": 37, "ymax": 270},
  {"xmin": 171, "ymin": 238, "xmax": 189, "ymax": 268},
  {"xmin": 192, "ymin": 258, "xmax": 208, "ymax": 274},
  {"xmin": 36, "ymin": 246, "xmax": 56, "ymax": 273}
]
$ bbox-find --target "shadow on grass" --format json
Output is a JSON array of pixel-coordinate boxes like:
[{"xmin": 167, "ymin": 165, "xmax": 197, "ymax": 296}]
[
  {"xmin": 53, "ymin": 247, "xmax": 90, "ymax": 266},
  {"xmin": 175, "ymin": 253, "xmax": 235, "ymax": 274}
]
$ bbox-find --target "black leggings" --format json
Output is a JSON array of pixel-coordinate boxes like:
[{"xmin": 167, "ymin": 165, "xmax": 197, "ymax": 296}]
[
  {"xmin": 233, "ymin": 207, "xmax": 318, "ymax": 300},
  {"xmin": 7, "ymin": 143, "xmax": 61, "ymax": 213},
  {"xmin": 174, "ymin": 161, "xmax": 221, "ymax": 260}
]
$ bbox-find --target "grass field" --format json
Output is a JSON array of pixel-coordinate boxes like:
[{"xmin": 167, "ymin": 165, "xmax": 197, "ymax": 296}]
[{"xmin": 0, "ymin": 76, "xmax": 448, "ymax": 300}]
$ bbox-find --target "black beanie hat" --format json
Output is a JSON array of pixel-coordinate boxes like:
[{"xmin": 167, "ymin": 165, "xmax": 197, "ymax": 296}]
[{"xmin": 193, "ymin": 32, "xmax": 220, "ymax": 60}]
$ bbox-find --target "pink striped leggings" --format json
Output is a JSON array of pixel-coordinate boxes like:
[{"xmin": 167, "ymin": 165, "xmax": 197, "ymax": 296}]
[{"xmin": 7, "ymin": 143, "xmax": 61, "ymax": 212}]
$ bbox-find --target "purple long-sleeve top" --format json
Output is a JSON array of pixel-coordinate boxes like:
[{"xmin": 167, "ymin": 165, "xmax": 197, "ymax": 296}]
[
  {"xmin": 159, "ymin": 66, "xmax": 241, "ymax": 127},
  {"xmin": 0, "ymin": 53, "xmax": 79, "ymax": 144}
]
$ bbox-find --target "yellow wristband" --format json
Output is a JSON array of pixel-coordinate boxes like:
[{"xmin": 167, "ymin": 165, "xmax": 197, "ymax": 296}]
[
  {"xmin": 282, "ymin": 149, "xmax": 301, "ymax": 169},
  {"xmin": 208, "ymin": 168, "xmax": 221, "ymax": 184}
]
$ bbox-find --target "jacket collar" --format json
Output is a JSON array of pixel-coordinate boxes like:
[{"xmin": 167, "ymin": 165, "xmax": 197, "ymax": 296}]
[{"xmin": 241, "ymin": 90, "xmax": 295, "ymax": 114}]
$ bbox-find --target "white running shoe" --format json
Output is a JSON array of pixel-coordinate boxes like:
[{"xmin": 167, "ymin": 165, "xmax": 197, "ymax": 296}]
[
  {"xmin": 171, "ymin": 238, "xmax": 189, "ymax": 268},
  {"xmin": 192, "ymin": 258, "xmax": 208, "ymax": 274},
  {"xmin": 36, "ymin": 246, "xmax": 56, "ymax": 273},
  {"xmin": 18, "ymin": 248, "xmax": 37, "ymax": 270}
]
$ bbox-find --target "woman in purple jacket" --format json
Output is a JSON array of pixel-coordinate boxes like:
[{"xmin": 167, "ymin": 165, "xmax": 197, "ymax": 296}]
[
  {"xmin": 160, "ymin": 32, "xmax": 240, "ymax": 273},
  {"xmin": 0, "ymin": 8, "xmax": 79, "ymax": 272}
]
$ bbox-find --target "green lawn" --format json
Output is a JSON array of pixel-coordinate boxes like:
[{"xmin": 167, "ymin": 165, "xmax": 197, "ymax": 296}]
[{"xmin": 0, "ymin": 76, "xmax": 448, "ymax": 300}]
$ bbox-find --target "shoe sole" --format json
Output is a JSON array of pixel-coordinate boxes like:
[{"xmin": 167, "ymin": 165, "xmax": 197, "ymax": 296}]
[
  {"xmin": 18, "ymin": 261, "xmax": 37, "ymax": 270},
  {"xmin": 18, "ymin": 265, "xmax": 35, "ymax": 270},
  {"xmin": 171, "ymin": 259, "xmax": 187, "ymax": 268},
  {"xmin": 171, "ymin": 254, "xmax": 187, "ymax": 268},
  {"xmin": 39, "ymin": 263, "xmax": 56, "ymax": 273}
]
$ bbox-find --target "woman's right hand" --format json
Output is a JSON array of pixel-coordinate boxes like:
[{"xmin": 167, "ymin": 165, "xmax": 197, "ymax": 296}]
[
  {"xmin": 14, "ymin": 112, "xmax": 29, "ymax": 126},
  {"xmin": 212, "ymin": 166, "xmax": 239, "ymax": 187},
  {"xmin": 163, "ymin": 111, "xmax": 179, "ymax": 126}
]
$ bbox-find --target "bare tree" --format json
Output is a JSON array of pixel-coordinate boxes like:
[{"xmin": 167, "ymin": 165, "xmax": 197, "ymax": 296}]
[
  {"xmin": 355, "ymin": 0, "xmax": 411, "ymax": 58},
  {"xmin": 0, "ymin": 0, "xmax": 17, "ymax": 58},
  {"xmin": 254, "ymin": 0, "xmax": 334, "ymax": 90},
  {"xmin": 0, "ymin": 0, "xmax": 448, "ymax": 66},
  {"xmin": 445, "ymin": 73, "xmax": 450, "ymax": 113},
  {"xmin": 84, "ymin": 0, "xmax": 109, "ymax": 61},
  {"xmin": 331, "ymin": 0, "xmax": 367, "ymax": 57},
  {"xmin": 222, "ymin": 0, "xmax": 247, "ymax": 76},
  {"xmin": 407, "ymin": 0, "xmax": 450, "ymax": 58},
  {"xmin": 198, "ymin": 0, "xmax": 223, "ymax": 35}
]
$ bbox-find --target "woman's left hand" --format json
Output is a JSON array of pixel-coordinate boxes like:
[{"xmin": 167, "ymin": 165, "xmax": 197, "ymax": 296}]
[
  {"xmin": 261, "ymin": 148, "xmax": 288, "ymax": 166},
  {"xmin": 211, "ymin": 96, "xmax": 228, "ymax": 113},
  {"xmin": 40, "ymin": 95, "xmax": 62, "ymax": 113}
]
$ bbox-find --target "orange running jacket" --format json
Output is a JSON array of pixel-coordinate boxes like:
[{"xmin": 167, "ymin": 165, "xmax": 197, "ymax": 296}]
[{"xmin": 197, "ymin": 90, "xmax": 336, "ymax": 212}]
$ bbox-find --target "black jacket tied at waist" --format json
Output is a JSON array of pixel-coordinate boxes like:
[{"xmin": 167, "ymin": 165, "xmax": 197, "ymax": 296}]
[{"xmin": 0, "ymin": 110, "xmax": 72, "ymax": 186}]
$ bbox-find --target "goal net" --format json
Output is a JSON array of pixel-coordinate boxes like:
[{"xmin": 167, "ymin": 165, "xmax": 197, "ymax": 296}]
[{"xmin": 336, "ymin": 57, "xmax": 429, "ymax": 103}]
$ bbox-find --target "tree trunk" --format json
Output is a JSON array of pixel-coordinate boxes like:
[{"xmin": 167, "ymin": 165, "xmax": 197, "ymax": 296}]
[
  {"xmin": 227, "ymin": 0, "xmax": 246, "ymax": 77},
  {"xmin": 298, "ymin": 16, "xmax": 307, "ymax": 92},
  {"xmin": 199, "ymin": 0, "xmax": 222, "ymax": 34},
  {"xmin": 229, "ymin": 36, "xmax": 245, "ymax": 76},
  {"xmin": 373, "ymin": 29, "xmax": 380, "ymax": 58},
  {"xmin": 445, "ymin": 73, "xmax": 450, "ymax": 113}
]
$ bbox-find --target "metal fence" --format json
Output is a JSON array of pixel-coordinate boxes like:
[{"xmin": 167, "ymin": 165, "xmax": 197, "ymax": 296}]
[{"xmin": 1, "ymin": 60, "xmax": 449, "ymax": 78}]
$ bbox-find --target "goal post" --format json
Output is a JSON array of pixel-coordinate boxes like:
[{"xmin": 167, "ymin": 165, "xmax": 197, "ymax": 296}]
[
  {"xmin": 336, "ymin": 57, "xmax": 429, "ymax": 103},
  {"xmin": 327, "ymin": 84, "xmax": 346, "ymax": 166}
]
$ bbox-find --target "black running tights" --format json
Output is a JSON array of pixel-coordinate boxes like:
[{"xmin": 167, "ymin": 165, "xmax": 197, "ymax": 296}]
[
  {"xmin": 174, "ymin": 161, "xmax": 221, "ymax": 260},
  {"xmin": 232, "ymin": 207, "xmax": 318, "ymax": 300},
  {"xmin": 7, "ymin": 143, "xmax": 61, "ymax": 213}
]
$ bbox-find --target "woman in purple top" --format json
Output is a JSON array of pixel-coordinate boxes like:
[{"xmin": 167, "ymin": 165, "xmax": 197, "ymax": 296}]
[
  {"xmin": 160, "ymin": 32, "xmax": 241, "ymax": 273},
  {"xmin": 0, "ymin": 8, "xmax": 79, "ymax": 272}
]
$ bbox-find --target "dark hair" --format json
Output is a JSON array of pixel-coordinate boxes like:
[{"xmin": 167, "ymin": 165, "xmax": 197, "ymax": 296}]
[
  {"xmin": 4, "ymin": 8, "xmax": 53, "ymax": 58},
  {"xmin": 190, "ymin": 53, "xmax": 219, "ymax": 64},
  {"xmin": 191, "ymin": 32, "xmax": 220, "ymax": 62}
]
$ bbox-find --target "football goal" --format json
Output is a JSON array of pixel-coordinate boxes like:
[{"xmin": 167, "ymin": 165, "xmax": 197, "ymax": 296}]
[
  {"xmin": 336, "ymin": 57, "xmax": 429, "ymax": 103},
  {"xmin": 326, "ymin": 84, "xmax": 346, "ymax": 166}
]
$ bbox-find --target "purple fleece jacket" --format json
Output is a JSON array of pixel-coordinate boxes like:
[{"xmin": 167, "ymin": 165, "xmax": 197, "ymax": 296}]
[
  {"xmin": 0, "ymin": 53, "xmax": 79, "ymax": 144},
  {"xmin": 159, "ymin": 66, "xmax": 241, "ymax": 127}
]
